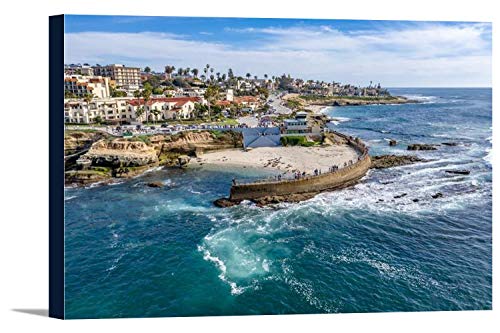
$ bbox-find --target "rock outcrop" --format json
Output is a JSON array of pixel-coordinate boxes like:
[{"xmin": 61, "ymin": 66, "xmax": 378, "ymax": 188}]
[
  {"xmin": 64, "ymin": 130, "xmax": 244, "ymax": 186},
  {"xmin": 370, "ymin": 155, "xmax": 426, "ymax": 169},
  {"xmin": 83, "ymin": 139, "xmax": 159, "ymax": 167},
  {"xmin": 407, "ymin": 143, "xmax": 438, "ymax": 151}
]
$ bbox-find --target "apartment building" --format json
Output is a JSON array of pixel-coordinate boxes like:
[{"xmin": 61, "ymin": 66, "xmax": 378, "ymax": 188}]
[
  {"xmin": 64, "ymin": 98, "xmax": 135, "ymax": 124},
  {"xmin": 93, "ymin": 64, "xmax": 141, "ymax": 91},
  {"xmin": 64, "ymin": 75, "xmax": 111, "ymax": 99}
]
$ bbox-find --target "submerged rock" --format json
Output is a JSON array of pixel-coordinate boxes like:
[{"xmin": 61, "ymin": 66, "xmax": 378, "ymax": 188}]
[
  {"xmin": 442, "ymin": 142, "xmax": 459, "ymax": 146},
  {"xmin": 431, "ymin": 192, "xmax": 443, "ymax": 199},
  {"xmin": 389, "ymin": 139, "xmax": 397, "ymax": 146},
  {"xmin": 370, "ymin": 155, "xmax": 426, "ymax": 169},
  {"xmin": 146, "ymin": 181, "xmax": 164, "ymax": 188},
  {"xmin": 445, "ymin": 169, "xmax": 470, "ymax": 175},
  {"xmin": 407, "ymin": 143, "xmax": 438, "ymax": 151},
  {"xmin": 394, "ymin": 193, "xmax": 407, "ymax": 199}
]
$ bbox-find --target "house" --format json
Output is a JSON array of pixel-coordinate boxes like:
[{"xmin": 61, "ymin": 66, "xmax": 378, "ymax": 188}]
[{"xmin": 234, "ymin": 96, "xmax": 260, "ymax": 111}]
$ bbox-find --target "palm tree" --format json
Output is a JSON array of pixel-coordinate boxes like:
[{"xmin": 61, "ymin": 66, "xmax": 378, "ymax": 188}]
[
  {"xmin": 164, "ymin": 65, "xmax": 175, "ymax": 79},
  {"xmin": 254, "ymin": 75, "xmax": 258, "ymax": 80},
  {"xmin": 141, "ymin": 88, "xmax": 152, "ymax": 124},
  {"xmin": 151, "ymin": 108, "xmax": 161, "ymax": 124},
  {"xmin": 184, "ymin": 67, "xmax": 190, "ymax": 76},
  {"xmin": 204, "ymin": 85, "xmax": 220, "ymax": 121},
  {"xmin": 83, "ymin": 93, "xmax": 95, "ymax": 121},
  {"xmin": 135, "ymin": 106, "xmax": 144, "ymax": 122},
  {"xmin": 177, "ymin": 67, "xmax": 184, "ymax": 76},
  {"xmin": 216, "ymin": 72, "xmax": 221, "ymax": 81},
  {"xmin": 264, "ymin": 74, "xmax": 268, "ymax": 80},
  {"xmin": 191, "ymin": 68, "xmax": 199, "ymax": 78},
  {"xmin": 246, "ymin": 73, "xmax": 251, "ymax": 80}
]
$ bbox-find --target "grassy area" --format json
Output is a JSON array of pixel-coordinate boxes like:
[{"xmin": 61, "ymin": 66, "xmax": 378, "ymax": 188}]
[
  {"xmin": 129, "ymin": 135, "xmax": 151, "ymax": 144},
  {"xmin": 280, "ymin": 136, "xmax": 319, "ymax": 147}
]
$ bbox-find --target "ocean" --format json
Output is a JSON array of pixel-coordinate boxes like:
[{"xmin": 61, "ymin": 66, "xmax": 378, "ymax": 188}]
[{"xmin": 64, "ymin": 88, "xmax": 492, "ymax": 318}]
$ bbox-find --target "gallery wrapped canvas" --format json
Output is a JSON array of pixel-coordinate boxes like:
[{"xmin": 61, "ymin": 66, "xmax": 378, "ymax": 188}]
[{"xmin": 50, "ymin": 15, "xmax": 492, "ymax": 319}]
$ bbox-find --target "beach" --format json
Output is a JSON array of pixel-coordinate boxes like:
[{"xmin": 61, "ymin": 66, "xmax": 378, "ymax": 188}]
[
  {"xmin": 305, "ymin": 104, "xmax": 328, "ymax": 114},
  {"xmin": 191, "ymin": 145, "xmax": 359, "ymax": 174}
]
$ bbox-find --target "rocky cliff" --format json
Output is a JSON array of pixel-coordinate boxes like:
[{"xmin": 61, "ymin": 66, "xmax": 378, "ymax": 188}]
[
  {"xmin": 65, "ymin": 130, "xmax": 243, "ymax": 186},
  {"xmin": 84, "ymin": 139, "xmax": 159, "ymax": 167}
]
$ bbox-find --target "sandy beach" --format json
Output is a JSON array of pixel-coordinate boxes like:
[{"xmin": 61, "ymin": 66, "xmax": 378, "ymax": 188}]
[
  {"xmin": 305, "ymin": 104, "xmax": 329, "ymax": 114},
  {"xmin": 191, "ymin": 145, "xmax": 359, "ymax": 175}
]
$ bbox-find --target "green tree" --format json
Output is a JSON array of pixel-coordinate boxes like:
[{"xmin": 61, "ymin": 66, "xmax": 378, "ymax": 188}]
[
  {"xmin": 94, "ymin": 115, "xmax": 103, "ymax": 124},
  {"xmin": 144, "ymin": 66, "xmax": 151, "ymax": 73},
  {"xmin": 152, "ymin": 87, "xmax": 164, "ymax": 95},
  {"xmin": 191, "ymin": 68, "xmax": 199, "ymax": 77}
]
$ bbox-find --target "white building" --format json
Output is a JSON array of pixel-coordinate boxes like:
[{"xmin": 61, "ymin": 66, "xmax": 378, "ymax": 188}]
[
  {"xmin": 64, "ymin": 75, "xmax": 111, "ymax": 99},
  {"xmin": 64, "ymin": 98, "xmax": 134, "ymax": 124}
]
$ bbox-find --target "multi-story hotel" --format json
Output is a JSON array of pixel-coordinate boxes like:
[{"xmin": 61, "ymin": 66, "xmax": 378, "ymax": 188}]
[{"xmin": 93, "ymin": 64, "xmax": 141, "ymax": 91}]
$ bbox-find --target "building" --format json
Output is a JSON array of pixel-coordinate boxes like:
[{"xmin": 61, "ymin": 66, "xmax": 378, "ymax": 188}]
[
  {"xmin": 64, "ymin": 75, "xmax": 111, "ymax": 99},
  {"xmin": 93, "ymin": 64, "xmax": 141, "ymax": 91},
  {"xmin": 128, "ymin": 97, "xmax": 202, "ymax": 122},
  {"xmin": 234, "ymin": 96, "xmax": 260, "ymax": 111},
  {"xmin": 64, "ymin": 98, "xmax": 134, "ymax": 124},
  {"xmin": 283, "ymin": 112, "xmax": 309, "ymax": 134}
]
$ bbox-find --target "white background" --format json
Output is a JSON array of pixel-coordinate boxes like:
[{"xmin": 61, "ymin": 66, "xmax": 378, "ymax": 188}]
[{"xmin": 0, "ymin": 0, "xmax": 497, "ymax": 331}]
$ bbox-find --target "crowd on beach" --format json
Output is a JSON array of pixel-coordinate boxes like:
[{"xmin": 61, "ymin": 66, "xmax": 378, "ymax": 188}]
[{"xmin": 232, "ymin": 158, "xmax": 360, "ymax": 186}]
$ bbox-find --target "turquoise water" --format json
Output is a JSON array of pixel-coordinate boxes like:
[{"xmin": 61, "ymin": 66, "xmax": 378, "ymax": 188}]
[{"xmin": 64, "ymin": 88, "xmax": 492, "ymax": 318}]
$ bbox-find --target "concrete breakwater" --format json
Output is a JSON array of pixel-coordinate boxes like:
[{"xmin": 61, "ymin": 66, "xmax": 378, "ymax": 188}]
[{"xmin": 215, "ymin": 131, "xmax": 371, "ymax": 206}]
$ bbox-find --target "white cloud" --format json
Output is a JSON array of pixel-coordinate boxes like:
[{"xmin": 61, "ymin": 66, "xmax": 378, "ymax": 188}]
[{"xmin": 65, "ymin": 22, "xmax": 491, "ymax": 87}]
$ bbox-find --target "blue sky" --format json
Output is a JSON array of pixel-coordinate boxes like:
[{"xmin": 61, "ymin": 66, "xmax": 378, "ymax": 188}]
[{"xmin": 64, "ymin": 15, "xmax": 492, "ymax": 87}]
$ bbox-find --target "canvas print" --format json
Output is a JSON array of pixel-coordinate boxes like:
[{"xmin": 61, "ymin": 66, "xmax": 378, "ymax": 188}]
[{"xmin": 58, "ymin": 15, "xmax": 492, "ymax": 318}]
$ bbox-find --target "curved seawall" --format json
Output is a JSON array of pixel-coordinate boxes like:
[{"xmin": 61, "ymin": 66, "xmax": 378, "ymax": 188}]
[{"xmin": 229, "ymin": 131, "xmax": 371, "ymax": 202}]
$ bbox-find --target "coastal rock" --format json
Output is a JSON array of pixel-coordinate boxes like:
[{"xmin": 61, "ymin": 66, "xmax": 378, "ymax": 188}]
[
  {"xmin": 214, "ymin": 198, "xmax": 239, "ymax": 208},
  {"xmin": 177, "ymin": 155, "xmax": 190, "ymax": 168},
  {"xmin": 442, "ymin": 142, "xmax": 459, "ymax": 146},
  {"xmin": 407, "ymin": 143, "xmax": 438, "ymax": 151},
  {"xmin": 394, "ymin": 193, "xmax": 407, "ymax": 199},
  {"xmin": 389, "ymin": 139, "xmax": 397, "ymax": 146},
  {"xmin": 431, "ymin": 192, "xmax": 443, "ymax": 199},
  {"xmin": 64, "ymin": 170, "xmax": 111, "ymax": 185},
  {"xmin": 370, "ymin": 155, "xmax": 426, "ymax": 169}
]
